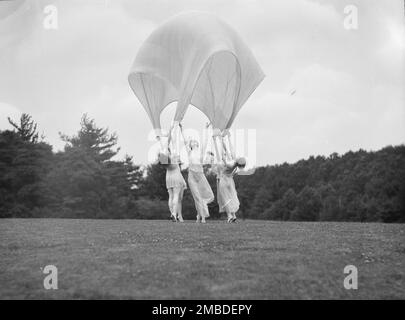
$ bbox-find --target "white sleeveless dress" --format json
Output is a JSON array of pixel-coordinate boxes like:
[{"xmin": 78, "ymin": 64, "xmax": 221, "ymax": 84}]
[{"xmin": 166, "ymin": 163, "xmax": 187, "ymax": 190}]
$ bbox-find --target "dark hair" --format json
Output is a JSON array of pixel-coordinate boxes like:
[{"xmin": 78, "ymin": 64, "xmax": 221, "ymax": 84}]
[{"xmin": 236, "ymin": 157, "xmax": 246, "ymax": 168}]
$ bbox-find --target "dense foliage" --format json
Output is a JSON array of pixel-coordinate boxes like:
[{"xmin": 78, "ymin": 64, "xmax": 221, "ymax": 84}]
[
  {"xmin": 235, "ymin": 148, "xmax": 405, "ymax": 222},
  {"xmin": 1, "ymin": 114, "xmax": 404, "ymax": 222}
]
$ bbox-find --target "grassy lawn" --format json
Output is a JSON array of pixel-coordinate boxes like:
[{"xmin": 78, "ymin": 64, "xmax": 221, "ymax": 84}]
[{"xmin": 0, "ymin": 219, "xmax": 404, "ymax": 299}]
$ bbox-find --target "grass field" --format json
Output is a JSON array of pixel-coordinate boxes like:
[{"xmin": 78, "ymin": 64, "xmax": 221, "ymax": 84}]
[{"xmin": 0, "ymin": 219, "xmax": 404, "ymax": 299}]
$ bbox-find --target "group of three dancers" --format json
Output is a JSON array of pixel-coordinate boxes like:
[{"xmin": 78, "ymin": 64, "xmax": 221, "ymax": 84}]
[{"xmin": 159, "ymin": 123, "xmax": 246, "ymax": 223}]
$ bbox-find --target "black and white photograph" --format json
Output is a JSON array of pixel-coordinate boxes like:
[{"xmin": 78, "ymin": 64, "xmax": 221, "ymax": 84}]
[{"xmin": 0, "ymin": 0, "xmax": 404, "ymax": 305}]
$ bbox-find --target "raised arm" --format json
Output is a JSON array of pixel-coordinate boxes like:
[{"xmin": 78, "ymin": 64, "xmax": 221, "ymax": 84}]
[
  {"xmin": 225, "ymin": 130, "xmax": 236, "ymax": 160},
  {"xmin": 221, "ymin": 136, "xmax": 230, "ymax": 165},
  {"xmin": 166, "ymin": 127, "xmax": 172, "ymax": 152},
  {"xmin": 202, "ymin": 122, "xmax": 211, "ymax": 163},
  {"xmin": 156, "ymin": 134, "xmax": 165, "ymax": 154},
  {"xmin": 221, "ymin": 130, "xmax": 236, "ymax": 162},
  {"xmin": 179, "ymin": 123, "xmax": 191, "ymax": 153}
]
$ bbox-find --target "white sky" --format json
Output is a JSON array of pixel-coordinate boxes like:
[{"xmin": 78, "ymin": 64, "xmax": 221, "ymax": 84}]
[{"xmin": 0, "ymin": 0, "xmax": 404, "ymax": 165}]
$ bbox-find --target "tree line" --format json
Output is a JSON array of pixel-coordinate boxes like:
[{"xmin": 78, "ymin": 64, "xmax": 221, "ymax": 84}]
[{"xmin": 0, "ymin": 114, "xmax": 404, "ymax": 222}]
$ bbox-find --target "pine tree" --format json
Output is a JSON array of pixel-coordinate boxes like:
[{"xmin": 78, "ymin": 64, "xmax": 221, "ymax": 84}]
[
  {"xmin": 8, "ymin": 113, "xmax": 40, "ymax": 143},
  {"xmin": 46, "ymin": 114, "xmax": 142, "ymax": 218}
]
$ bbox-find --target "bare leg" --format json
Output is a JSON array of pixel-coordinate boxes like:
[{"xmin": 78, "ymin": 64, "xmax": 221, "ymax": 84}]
[
  {"xmin": 167, "ymin": 188, "xmax": 176, "ymax": 221},
  {"xmin": 172, "ymin": 189, "xmax": 179, "ymax": 222},
  {"xmin": 174, "ymin": 187, "xmax": 184, "ymax": 222},
  {"xmin": 231, "ymin": 212, "xmax": 237, "ymax": 223},
  {"xmin": 168, "ymin": 188, "xmax": 173, "ymax": 215},
  {"xmin": 201, "ymin": 202, "xmax": 209, "ymax": 223},
  {"xmin": 226, "ymin": 207, "xmax": 233, "ymax": 223}
]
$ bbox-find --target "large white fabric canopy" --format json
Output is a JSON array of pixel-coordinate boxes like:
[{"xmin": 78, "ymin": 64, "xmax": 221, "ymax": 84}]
[{"xmin": 128, "ymin": 12, "xmax": 265, "ymax": 134}]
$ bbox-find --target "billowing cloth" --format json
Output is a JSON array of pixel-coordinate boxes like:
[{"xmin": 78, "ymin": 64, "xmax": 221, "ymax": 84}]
[
  {"xmin": 128, "ymin": 12, "xmax": 265, "ymax": 134},
  {"xmin": 166, "ymin": 164, "xmax": 187, "ymax": 190},
  {"xmin": 217, "ymin": 165, "xmax": 240, "ymax": 213},
  {"xmin": 188, "ymin": 169, "xmax": 214, "ymax": 218}
]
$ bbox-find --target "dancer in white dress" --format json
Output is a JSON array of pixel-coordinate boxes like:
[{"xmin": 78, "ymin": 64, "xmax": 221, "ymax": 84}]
[
  {"xmin": 179, "ymin": 124, "xmax": 214, "ymax": 223},
  {"xmin": 210, "ymin": 147, "xmax": 246, "ymax": 223},
  {"xmin": 157, "ymin": 148, "xmax": 187, "ymax": 222}
]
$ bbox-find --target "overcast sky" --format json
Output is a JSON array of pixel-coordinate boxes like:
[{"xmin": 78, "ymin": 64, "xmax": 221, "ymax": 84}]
[{"xmin": 0, "ymin": 0, "xmax": 404, "ymax": 165}]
